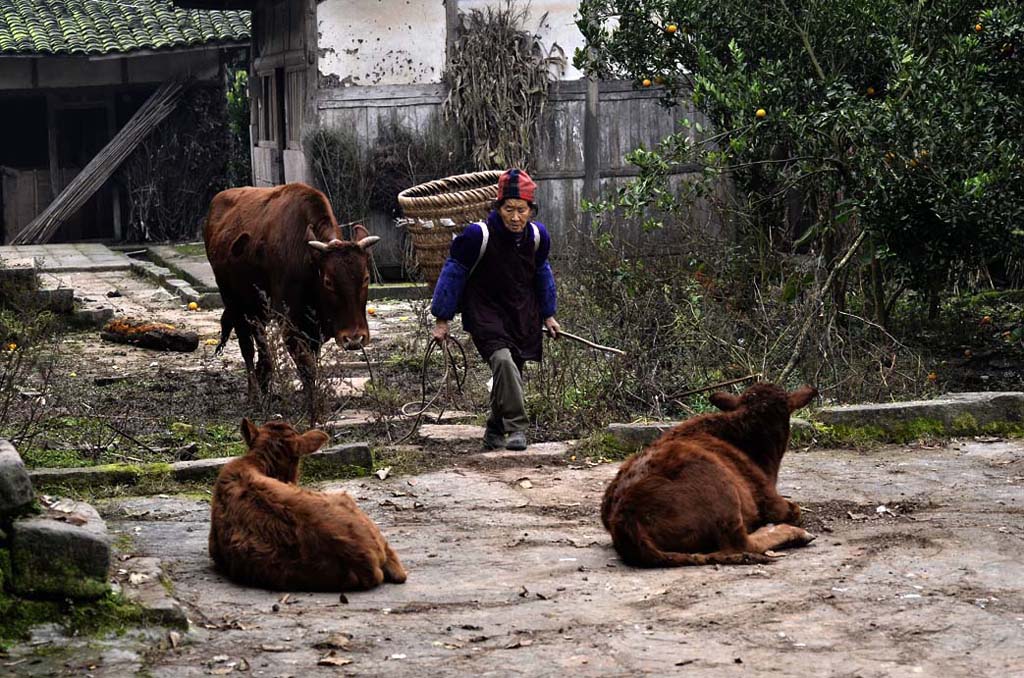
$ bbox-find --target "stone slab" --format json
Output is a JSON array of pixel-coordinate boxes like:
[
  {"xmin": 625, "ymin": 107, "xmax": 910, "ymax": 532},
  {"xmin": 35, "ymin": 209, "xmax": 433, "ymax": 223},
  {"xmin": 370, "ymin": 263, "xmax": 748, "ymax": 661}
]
[
  {"xmin": 0, "ymin": 244, "xmax": 133, "ymax": 272},
  {"xmin": 0, "ymin": 438, "xmax": 34, "ymax": 517},
  {"xmin": 9, "ymin": 498, "xmax": 111, "ymax": 599},
  {"xmin": 116, "ymin": 556, "xmax": 189, "ymax": 628},
  {"xmin": 608, "ymin": 417, "xmax": 815, "ymax": 449},
  {"xmin": 418, "ymin": 423, "xmax": 486, "ymax": 441},
  {"xmin": 171, "ymin": 443, "xmax": 374, "ymax": 482},
  {"xmin": 816, "ymin": 391, "xmax": 1024, "ymax": 432}
]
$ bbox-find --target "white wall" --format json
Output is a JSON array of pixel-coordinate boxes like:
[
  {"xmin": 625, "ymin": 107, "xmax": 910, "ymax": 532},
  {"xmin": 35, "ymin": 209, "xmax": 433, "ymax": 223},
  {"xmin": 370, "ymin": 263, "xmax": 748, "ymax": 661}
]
[
  {"xmin": 459, "ymin": 0, "xmax": 585, "ymax": 80},
  {"xmin": 317, "ymin": 0, "xmax": 448, "ymax": 86}
]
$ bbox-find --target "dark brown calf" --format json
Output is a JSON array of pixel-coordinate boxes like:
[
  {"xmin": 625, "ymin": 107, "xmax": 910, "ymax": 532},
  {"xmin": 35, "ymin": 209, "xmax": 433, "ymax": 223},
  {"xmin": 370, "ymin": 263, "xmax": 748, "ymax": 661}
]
[
  {"xmin": 209, "ymin": 419, "xmax": 406, "ymax": 591},
  {"xmin": 601, "ymin": 382, "xmax": 817, "ymax": 566}
]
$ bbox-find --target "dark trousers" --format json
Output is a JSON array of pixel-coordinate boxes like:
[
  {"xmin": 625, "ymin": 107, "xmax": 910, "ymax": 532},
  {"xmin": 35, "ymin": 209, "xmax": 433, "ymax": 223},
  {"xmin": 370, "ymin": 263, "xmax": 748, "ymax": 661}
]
[{"xmin": 486, "ymin": 348, "xmax": 528, "ymax": 434}]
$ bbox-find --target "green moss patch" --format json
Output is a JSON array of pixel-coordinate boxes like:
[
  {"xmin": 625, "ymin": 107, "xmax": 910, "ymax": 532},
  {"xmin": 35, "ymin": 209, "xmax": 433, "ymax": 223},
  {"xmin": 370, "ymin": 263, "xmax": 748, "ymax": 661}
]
[
  {"xmin": 574, "ymin": 432, "xmax": 640, "ymax": 462},
  {"xmin": 0, "ymin": 591, "xmax": 148, "ymax": 649},
  {"xmin": 798, "ymin": 416, "xmax": 1024, "ymax": 447}
]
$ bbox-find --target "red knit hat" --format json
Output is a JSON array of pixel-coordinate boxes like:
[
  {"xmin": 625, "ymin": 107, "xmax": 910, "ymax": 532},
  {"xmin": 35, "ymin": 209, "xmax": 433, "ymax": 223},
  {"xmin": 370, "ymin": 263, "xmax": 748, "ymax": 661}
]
[{"xmin": 496, "ymin": 169, "xmax": 537, "ymax": 204}]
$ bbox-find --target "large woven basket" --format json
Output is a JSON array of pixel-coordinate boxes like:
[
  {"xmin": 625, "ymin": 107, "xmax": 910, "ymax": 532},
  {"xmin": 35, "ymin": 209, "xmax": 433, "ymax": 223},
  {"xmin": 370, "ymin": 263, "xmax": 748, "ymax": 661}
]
[{"xmin": 398, "ymin": 170, "xmax": 502, "ymax": 288}]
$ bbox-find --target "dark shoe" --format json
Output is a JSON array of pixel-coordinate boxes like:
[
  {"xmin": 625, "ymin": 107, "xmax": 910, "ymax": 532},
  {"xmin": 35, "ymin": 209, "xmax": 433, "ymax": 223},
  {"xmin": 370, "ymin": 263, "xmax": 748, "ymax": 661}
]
[
  {"xmin": 483, "ymin": 429, "xmax": 506, "ymax": 450},
  {"xmin": 505, "ymin": 431, "xmax": 527, "ymax": 451}
]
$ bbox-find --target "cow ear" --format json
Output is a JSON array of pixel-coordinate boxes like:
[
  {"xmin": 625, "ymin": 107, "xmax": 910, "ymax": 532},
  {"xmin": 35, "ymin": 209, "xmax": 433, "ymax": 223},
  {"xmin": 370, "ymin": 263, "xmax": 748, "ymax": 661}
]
[
  {"xmin": 351, "ymin": 223, "xmax": 370, "ymax": 242},
  {"xmin": 241, "ymin": 418, "xmax": 259, "ymax": 447},
  {"xmin": 297, "ymin": 429, "xmax": 329, "ymax": 456},
  {"xmin": 787, "ymin": 385, "xmax": 818, "ymax": 413},
  {"xmin": 709, "ymin": 392, "xmax": 740, "ymax": 411}
]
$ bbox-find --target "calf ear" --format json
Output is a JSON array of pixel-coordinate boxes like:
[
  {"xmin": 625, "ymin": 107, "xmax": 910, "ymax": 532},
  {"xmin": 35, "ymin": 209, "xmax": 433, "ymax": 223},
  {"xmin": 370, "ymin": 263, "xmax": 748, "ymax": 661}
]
[
  {"xmin": 787, "ymin": 385, "xmax": 818, "ymax": 412},
  {"xmin": 241, "ymin": 418, "xmax": 259, "ymax": 447},
  {"xmin": 709, "ymin": 392, "xmax": 740, "ymax": 411},
  {"xmin": 297, "ymin": 430, "xmax": 330, "ymax": 455}
]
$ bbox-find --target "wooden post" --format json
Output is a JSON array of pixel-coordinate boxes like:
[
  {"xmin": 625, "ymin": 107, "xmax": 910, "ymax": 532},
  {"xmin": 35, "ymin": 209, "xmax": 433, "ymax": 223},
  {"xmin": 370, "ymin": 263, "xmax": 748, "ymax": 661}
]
[
  {"xmin": 106, "ymin": 95, "xmax": 122, "ymax": 241},
  {"xmin": 46, "ymin": 93, "xmax": 60, "ymax": 201},
  {"xmin": 445, "ymin": 0, "xmax": 460, "ymax": 68},
  {"xmin": 581, "ymin": 58, "xmax": 600, "ymax": 235}
]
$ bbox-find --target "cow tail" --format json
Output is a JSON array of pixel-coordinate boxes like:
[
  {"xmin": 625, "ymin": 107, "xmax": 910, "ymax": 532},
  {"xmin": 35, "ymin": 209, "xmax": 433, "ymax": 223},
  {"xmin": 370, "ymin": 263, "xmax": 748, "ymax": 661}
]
[
  {"xmin": 617, "ymin": 519, "xmax": 771, "ymax": 567},
  {"xmin": 214, "ymin": 309, "xmax": 234, "ymax": 356}
]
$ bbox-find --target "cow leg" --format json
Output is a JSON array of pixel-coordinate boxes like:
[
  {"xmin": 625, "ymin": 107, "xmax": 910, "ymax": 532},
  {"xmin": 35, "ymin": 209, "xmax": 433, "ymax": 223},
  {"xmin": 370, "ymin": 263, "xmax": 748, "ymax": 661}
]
[
  {"xmin": 745, "ymin": 524, "xmax": 816, "ymax": 553},
  {"xmin": 763, "ymin": 494, "xmax": 803, "ymax": 525},
  {"xmin": 382, "ymin": 543, "xmax": 407, "ymax": 584},
  {"xmin": 252, "ymin": 328, "xmax": 273, "ymax": 394},
  {"xmin": 234, "ymin": 322, "xmax": 259, "ymax": 398},
  {"xmin": 285, "ymin": 329, "xmax": 319, "ymax": 424}
]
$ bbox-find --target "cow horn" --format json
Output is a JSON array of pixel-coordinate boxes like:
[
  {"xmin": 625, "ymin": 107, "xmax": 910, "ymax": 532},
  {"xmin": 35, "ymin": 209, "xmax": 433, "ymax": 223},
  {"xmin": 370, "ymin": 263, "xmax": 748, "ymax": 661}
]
[
  {"xmin": 307, "ymin": 240, "xmax": 330, "ymax": 252},
  {"xmin": 357, "ymin": 236, "xmax": 381, "ymax": 250}
]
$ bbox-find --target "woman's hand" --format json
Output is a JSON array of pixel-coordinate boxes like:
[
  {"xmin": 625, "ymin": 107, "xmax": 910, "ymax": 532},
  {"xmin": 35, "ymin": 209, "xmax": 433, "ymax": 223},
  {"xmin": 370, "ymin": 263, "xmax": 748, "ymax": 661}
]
[
  {"xmin": 544, "ymin": 316, "xmax": 561, "ymax": 339},
  {"xmin": 431, "ymin": 320, "xmax": 450, "ymax": 344}
]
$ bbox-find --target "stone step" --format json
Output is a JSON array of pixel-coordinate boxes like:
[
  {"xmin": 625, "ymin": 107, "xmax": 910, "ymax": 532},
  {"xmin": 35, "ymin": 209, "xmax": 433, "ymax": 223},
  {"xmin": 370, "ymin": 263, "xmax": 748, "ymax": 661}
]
[
  {"xmin": 0, "ymin": 439, "xmax": 33, "ymax": 517},
  {"xmin": 9, "ymin": 498, "xmax": 111, "ymax": 599},
  {"xmin": 115, "ymin": 556, "xmax": 188, "ymax": 628},
  {"xmin": 607, "ymin": 417, "xmax": 816, "ymax": 450},
  {"xmin": 29, "ymin": 443, "xmax": 374, "ymax": 490}
]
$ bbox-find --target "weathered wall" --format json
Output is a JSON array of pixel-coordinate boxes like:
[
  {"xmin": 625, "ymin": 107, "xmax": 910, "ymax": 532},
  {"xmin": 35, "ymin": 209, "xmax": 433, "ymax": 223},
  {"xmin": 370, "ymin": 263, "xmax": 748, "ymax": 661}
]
[{"xmin": 317, "ymin": 0, "xmax": 447, "ymax": 87}]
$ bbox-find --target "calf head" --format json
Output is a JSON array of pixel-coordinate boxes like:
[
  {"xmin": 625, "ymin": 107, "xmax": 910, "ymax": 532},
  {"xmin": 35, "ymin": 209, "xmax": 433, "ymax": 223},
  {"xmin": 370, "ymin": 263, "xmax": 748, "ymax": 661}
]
[
  {"xmin": 240, "ymin": 418, "xmax": 330, "ymax": 483},
  {"xmin": 707, "ymin": 382, "xmax": 817, "ymax": 472},
  {"xmin": 307, "ymin": 224, "xmax": 380, "ymax": 350}
]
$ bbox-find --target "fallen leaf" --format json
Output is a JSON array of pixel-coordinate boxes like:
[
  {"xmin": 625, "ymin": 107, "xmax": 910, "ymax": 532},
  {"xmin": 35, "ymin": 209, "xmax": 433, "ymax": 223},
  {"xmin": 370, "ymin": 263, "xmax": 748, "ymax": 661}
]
[
  {"xmin": 210, "ymin": 667, "xmax": 234, "ymax": 675},
  {"xmin": 518, "ymin": 479, "xmax": 533, "ymax": 489},
  {"xmin": 211, "ymin": 655, "xmax": 230, "ymax": 663},
  {"xmin": 390, "ymin": 653, "xmax": 407, "ymax": 659},
  {"xmin": 317, "ymin": 652, "xmax": 353, "ymax": 667},
  {"xmin": 847, "ymin": 512, "xmax": 869, "ymax": 521},
  {"xmin": 518, "ymin": 585, "xmax": 529, "ymax": 597},
  {"xmin": 168, "ymin": 630, "xmax": 181, "ymax": 648},
  {"xmin": 260, "ymin": 644, "xmax": 289, "ymax": 652},
  {"xmin": 376, "ymin": 467, "xmax": 392, "ymax": 481},
  {"xmin": 505, "ymin": 639, "xmax": 534, "ymax": 649}
]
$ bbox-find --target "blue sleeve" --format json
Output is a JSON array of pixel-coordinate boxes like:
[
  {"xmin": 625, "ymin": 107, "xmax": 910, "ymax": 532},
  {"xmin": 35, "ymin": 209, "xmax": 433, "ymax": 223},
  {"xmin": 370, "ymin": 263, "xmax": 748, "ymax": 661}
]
[
  {"xmin": 430, "ymin": 223, "xmax": 483, "ymax": 320},
  {"xmin": 532, "ymin": 222, "xmax": 557, "ymax": 319}
]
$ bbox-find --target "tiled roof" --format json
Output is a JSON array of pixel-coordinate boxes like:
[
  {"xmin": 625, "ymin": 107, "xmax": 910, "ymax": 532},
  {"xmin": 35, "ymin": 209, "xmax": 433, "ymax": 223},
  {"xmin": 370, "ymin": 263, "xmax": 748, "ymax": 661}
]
[{"xmin": 0, "ymin": 0, "xmax": 250, "ymax": 56}]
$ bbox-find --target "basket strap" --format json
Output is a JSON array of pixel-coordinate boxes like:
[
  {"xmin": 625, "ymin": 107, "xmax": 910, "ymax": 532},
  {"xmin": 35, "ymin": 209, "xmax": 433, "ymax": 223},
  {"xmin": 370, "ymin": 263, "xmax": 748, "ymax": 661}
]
[
  {"xmin": 465, "ymin": 221, "xmax": 540, "ymax": 277},
  {"xmin": 467, "ymin": 221, "xmax": 488, "ymax": 276}
]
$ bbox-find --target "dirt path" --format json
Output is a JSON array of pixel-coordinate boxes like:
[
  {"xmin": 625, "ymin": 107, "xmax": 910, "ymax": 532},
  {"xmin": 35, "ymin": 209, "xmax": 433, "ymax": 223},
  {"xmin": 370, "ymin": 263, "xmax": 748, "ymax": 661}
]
[{"xmin": 11, "ymin": 439, "xmax": 1021, "ymax": 677}]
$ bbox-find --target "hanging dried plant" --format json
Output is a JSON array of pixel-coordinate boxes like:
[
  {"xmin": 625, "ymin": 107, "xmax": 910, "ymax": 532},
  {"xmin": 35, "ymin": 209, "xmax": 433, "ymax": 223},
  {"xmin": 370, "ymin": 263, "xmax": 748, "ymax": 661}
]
[{"xmin": 443, "ymin": 1, "xmax": 566, "ymax": 171}]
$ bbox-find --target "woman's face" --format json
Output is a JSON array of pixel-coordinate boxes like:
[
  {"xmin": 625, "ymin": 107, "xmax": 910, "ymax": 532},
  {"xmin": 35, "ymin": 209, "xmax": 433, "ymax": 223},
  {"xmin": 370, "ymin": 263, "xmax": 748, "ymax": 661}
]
[{"xmin": 498, "ymin": 198, "xmax": 531, "ymax": 233}]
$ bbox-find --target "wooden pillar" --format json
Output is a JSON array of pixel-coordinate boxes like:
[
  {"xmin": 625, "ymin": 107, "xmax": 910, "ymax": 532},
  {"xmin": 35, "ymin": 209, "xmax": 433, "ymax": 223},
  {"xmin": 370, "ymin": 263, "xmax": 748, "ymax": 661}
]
[
  {"xmin": 107, "ymin": 95, "xmax": 122, "ymax": 241},
  {"xmin": 581, "ymin": 60, "xmax": 601, "ymax": 234},
  {"xmin": 445, "ymin": 0, "xmax": 460, "ymax": 67},
  {"xmin": 45, "ymin": 93, "xmax": 60, "ymax": 201}
]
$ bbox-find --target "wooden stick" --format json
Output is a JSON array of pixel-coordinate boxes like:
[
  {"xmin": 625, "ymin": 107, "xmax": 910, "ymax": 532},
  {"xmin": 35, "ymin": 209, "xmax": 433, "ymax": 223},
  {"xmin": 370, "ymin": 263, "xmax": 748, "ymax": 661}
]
[
  {"xmin": 542, "ymin": 327, "xmax": 626, "ymax": 355},
  {"xmin": 673, "ymin": 373, "xmax": 762, "ymax": 399}
]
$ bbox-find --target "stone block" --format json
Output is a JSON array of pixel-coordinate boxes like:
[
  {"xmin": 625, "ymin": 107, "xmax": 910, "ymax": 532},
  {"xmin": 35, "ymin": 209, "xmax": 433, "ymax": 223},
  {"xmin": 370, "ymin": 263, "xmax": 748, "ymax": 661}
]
[
  {"xmin": 117, "ymin": 556, "xmax": 188, "ymax": 628},
  {"xmin": 815, "ymin": 391, "xmax": 1024, "ymax": 436},
  {"xmin": 0, "ymin": 439, "xmax": 34, "ymax": 517},
  {"xmin": 10, "ymin": 499, "xmax": 111, "ymax": 599}
]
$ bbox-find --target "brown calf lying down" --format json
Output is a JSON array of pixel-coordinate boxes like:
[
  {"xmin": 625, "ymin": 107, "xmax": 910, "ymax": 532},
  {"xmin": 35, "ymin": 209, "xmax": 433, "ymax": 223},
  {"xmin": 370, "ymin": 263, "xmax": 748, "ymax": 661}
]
[
  {"xmin": 601, "ymin": 383, "xmax": 817, "ymax": 566},
  {"xmin": 209, "ymin": 419, "xmax": 406, "ymax": 590}
]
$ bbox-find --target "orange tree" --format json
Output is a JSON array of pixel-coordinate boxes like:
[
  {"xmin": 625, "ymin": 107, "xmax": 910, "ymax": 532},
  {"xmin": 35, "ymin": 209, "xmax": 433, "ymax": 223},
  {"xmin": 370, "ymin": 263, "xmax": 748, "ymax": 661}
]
[{"xmin": 576, "ymin": 1, "xmax": 1024, "ymax": 324}]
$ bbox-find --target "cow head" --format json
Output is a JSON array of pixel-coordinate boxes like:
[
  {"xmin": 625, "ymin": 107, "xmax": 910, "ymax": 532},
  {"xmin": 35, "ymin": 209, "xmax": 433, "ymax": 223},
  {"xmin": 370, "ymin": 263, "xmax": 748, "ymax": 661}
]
[
  {"xmin": 307, "ymin": 224, "xmax": 380, "ymax": 350},
  {"xmin": 240, "ymin": 418, "xmax": 329, "ymax": 483},
  {"xmin": 709, "ymin": 382, "xmax": 818, "ymax": 469}
]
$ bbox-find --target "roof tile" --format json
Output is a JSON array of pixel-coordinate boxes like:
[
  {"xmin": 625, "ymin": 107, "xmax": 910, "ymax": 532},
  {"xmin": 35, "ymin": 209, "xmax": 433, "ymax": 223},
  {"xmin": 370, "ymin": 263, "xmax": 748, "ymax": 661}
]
[{"xmin": 0, "ymin": 0, "xmax": 250, "ymax": 56}]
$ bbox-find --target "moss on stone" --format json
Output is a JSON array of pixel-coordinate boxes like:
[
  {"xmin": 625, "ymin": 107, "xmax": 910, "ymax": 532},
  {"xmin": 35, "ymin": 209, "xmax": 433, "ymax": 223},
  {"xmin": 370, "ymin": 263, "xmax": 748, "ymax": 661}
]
[
  {"xmin": 301, "ymin": 460, "xmax": 371, "ymax": 483},
  {"xmin": 803, "ymin": 415, "xmax": 1024, "ymax": 447},
  {"xmin": 10, "ymin": 544, "xmax": 110, "ymax": 599},
  {"xmin": 576, "ymin": 432, "xmax": 640, "ymax": 461},
  {"xmin": 0, "ymin": 590, "xmax": 149, "ymax": 648}
]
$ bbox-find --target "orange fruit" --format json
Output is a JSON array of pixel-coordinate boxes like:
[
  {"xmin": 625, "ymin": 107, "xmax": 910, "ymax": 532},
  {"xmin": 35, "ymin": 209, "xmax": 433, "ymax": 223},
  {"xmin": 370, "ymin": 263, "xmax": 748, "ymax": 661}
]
[
  {"xmin": 666, "ymin": 24, "xmax": 678, "ymax": 34},
  {"xmin": 866, "ymin": 86, "xmax": 876, "ymax": 96},
  {"xmin": 188, "ymin": 301, "xmax": 199, "ymax": 311},
  {"xmin": 981, "ymin": 315, "xmax": 992, "ymax": 325},
  {"xmin": 642, "ymin": 78, "xmax": 652, "ymax": 87},
  {"xmin": 975, "ymin": 23, "xmax": 983, "ymax": 33},
  {"xmin": 755, "ymin": 108, "xmax": 767, "ymax": 119},
  {"xmin": 367, "ymin": 306, "xmax": 377, "ymax": 315},
  {"xmin": 927, "ymin": 372, "xmax": 938, "ymax": 382}
]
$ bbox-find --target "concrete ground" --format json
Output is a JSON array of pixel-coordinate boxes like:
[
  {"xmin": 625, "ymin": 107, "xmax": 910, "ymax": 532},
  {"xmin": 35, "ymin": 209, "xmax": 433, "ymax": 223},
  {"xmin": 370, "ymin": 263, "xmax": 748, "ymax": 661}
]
[{"xmin": 8, "ymin": 438, "xmax": 1021, "ymax": 677}]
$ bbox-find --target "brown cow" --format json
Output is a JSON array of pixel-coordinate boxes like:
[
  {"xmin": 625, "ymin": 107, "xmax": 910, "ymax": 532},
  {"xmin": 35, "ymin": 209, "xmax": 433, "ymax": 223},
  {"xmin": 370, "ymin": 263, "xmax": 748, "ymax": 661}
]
[
  {"xmin": 601, "ymin": 382, "xmax": 817, "ymax": 567},
  {"xmin": 209, "ymin": 418, "xmax": 407, "ymax": 591},
  {"xmin": 203, "ymin": 183, "xmax": 379, "ymax": 402}
]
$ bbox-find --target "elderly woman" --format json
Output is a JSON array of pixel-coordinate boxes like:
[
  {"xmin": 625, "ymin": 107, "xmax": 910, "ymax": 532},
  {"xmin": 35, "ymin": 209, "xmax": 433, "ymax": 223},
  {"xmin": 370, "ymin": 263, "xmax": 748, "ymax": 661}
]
[{"xmin": 430, "ymin": 169, "xmax": 560, "ymax": 451}]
